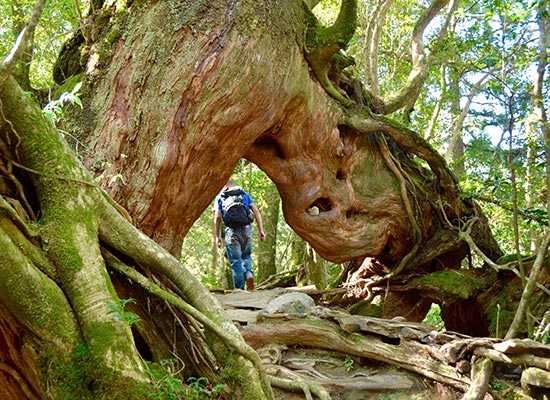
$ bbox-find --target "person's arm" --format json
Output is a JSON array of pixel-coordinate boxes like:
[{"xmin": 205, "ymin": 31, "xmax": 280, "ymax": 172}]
[
  {"xmin": 250, "ymin": 203, "xmax": 265, "ymax": 241},
  {"xmin": 214, "ymin": 207, "xmax": 223, "ymax": 247}
]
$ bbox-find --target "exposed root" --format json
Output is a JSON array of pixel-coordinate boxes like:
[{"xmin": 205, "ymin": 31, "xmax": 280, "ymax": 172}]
[
  {"xmin": 104, "ymin": 250, "xmax": 274, "ymax": 397},
  {"xmin": 378, "ymin": 135, "xmax": 421, "ymax": 277},
  {"xmin": 269, "ymin": 371, "xmax": 331, "ymax": 400}
]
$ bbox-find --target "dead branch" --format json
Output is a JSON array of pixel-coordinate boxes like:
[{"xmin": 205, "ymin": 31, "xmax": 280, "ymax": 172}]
[
  {"xmin": 460, "ymin": 357, "xmax": 493, "ymax": 400},
  {"xmin": 241, "ymin": 319, "xmax": 471, "ymax": 391}
]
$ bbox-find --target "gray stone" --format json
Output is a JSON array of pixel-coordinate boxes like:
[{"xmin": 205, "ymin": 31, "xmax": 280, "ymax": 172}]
[{"xmin": 264, "ymin": 292, "xmax": 316, "ymax": 315}]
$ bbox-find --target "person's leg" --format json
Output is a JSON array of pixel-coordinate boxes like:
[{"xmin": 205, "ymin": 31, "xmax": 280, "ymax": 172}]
[
  {"xmin": 241, "ymin": 226, "xmax": 254, "ymax": 290},
  {"xmin": 225, "ymin": 229, "xmax": 245, "ymax": 289}
]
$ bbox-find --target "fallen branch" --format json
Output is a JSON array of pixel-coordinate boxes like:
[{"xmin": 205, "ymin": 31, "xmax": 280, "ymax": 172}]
[{"xmin": 460, "ymin": 357, "xmax": 493, "ymax": 400}]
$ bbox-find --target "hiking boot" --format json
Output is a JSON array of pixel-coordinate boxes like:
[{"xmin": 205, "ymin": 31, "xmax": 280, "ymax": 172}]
[{"xmin": 246, "ymin": 276, "xmax": 254, "ymax": 291}]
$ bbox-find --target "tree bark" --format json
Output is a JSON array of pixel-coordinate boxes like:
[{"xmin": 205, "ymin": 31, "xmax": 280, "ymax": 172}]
[{"xmin": 1, "ymin": 48, "xmax": 274, "ymax": 399}]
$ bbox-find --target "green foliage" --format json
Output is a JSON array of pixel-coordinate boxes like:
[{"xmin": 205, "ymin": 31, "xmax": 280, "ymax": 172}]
[
  {"xmin": 491, "ymin": 380, "xmax": 503, "ymax": 390},
  {"xmin": 343, "ymin": 355, "xmax": 355, "ymax": 371},
  {"xmin": 146, "ymin": 359, "xmax": 224, "ymax": 400},
  {"xmin": 422, "ymin": 303, "xmax": 445, "ymax": 331},
  {"xmin": 187, "ymin": 377, "xmax": 224, "ymax": 399},
  {"xmin": 0, "ymin": 0, "xmax": 78, "ymax": 88},
  {"xmin": 107, "ymin": 298, "xmax": 141, "ymax": 327},
  {"xmin": 147, "ymin": 359, "xmax": 187, "ymax": 400},
  {"xmin": 181, "ymin": 201, "xmax": 220, "ymax": 288}
]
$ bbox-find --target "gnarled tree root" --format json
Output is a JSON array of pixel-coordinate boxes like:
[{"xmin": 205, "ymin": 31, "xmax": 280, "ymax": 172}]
[{"xmin": 269, "ymin": 374, "xmax": 331, "ymax": 400}]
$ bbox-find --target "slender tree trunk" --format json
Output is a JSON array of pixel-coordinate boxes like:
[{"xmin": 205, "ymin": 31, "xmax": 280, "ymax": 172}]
[
  {"xmin": 305, "ymin": 244, "xmax": 330, "ymax": 289},
  {"xmin": 505, "ymin": 0, "xmax": 550, "ymax": 339},
  {"xmin": 256, "ymin": 182, "xmax": 280, "ymax": 283},
  {"xmin": 290, "ymin": 231, "xmax": 329, "ymax": 289}
]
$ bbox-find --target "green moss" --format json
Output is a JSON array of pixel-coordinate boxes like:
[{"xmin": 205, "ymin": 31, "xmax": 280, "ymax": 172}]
[
  {"xmin": 52, "ymin": 73, "xmax": 83, "ymax": 100},
  {"xmin": 105, "ymin": 27, "xmax": 121, "ymax": 44},
  {"xmin": 42, "ymin": 342, "xmax": 150, "ymax": 400},
  {"xmin": 349, "ymin": 300, "xmax": 382, "ymax": 318},
  {"xmin": 409, "ymin": 270, "xmax": 489, "ymax": 300}
]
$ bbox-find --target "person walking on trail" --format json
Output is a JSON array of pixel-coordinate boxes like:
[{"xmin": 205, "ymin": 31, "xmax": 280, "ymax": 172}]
[{"xmin": 215, "ymin": 178, "xmax": 265, "ymax": 290}]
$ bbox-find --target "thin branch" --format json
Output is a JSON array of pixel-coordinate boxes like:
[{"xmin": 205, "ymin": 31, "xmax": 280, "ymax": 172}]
[
  {"xmin": 457, "ymin": 218, "xmax": 550, "ymax": 298},
  {"xmin": 362, "ymin": 0, "xmax": 393, "ymax": 97},
  {"xmin": 445, "ymin": 65, "xmax": 500, "ymax": 164},
  {"xmin": 474, "ymin": 194, "xmax": 547, "ymax": 226},
  {"xmin": 1, "ymin": 0, "xmax": 46, "ymax": 74},
  {"xmin": 534, "ymin": 309, "xmax": 550, "ymax": 341},
  {"xmin": 383, "ymin": 0, "xmax": 450, "ymax": 113}
]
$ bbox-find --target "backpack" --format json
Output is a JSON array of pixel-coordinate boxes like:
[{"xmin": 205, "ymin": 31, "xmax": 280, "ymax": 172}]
[{"xmin": 220, "ymin": 188, "xmax": 254, "ymax": 228}]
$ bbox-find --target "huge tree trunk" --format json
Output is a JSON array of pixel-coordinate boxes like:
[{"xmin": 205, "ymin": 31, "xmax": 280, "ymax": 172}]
[
  {"xmin": 52, "ymin": 0, "xmax": 508, "ymax": 329},
  {"xmin": 65, "ymin": 0, "xmax": 498, "ymax": 259}
]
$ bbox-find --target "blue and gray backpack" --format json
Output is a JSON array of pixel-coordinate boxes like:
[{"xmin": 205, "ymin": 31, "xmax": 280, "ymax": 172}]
[{"xmin": 220, "ymin": 188, "xmax": 254, "ymax": 228}]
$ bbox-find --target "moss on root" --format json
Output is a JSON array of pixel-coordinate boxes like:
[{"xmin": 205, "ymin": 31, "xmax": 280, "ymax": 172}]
[
  {"xmin": 408, "ymin": 270, "xmax": 489, "ymax": 300},
  {"xmin": 42, "ymin": 342, "xmax": 150, "ymax": 400}
]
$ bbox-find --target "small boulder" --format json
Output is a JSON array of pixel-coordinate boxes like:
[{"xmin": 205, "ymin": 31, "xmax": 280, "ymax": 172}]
[{"xmin": 264, "ymin": 292, "xmax": 316, "ymax": 316}]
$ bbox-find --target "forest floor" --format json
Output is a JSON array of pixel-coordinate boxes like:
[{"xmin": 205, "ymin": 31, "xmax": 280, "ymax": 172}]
[{"xmin": 212, "ymin": 286, "xmax": 544, "ymax": 400}]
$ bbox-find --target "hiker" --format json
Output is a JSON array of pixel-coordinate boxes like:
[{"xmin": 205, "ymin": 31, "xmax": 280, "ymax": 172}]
[{"xmin": 214, "ymin": 178, "xmax": 265, "ymax": 290}]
